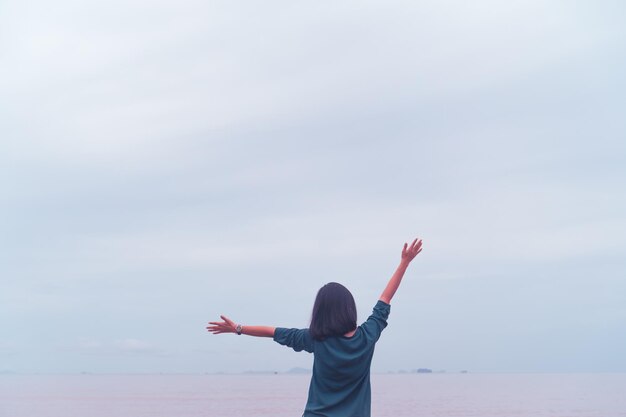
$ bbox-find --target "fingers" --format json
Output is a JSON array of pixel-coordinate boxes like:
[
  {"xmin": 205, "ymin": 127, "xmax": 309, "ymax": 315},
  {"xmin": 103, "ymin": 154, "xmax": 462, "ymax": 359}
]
[
  {"xmin": 206, "ymin": 324, "xmax": 229, "ymax": 334},
  {"xmin": 207, "ymin": 316, "xmax": 236, "ymax": 335},
  {"xmin": 403, "ymin": 237, "xmax": 422, "ymax": 258},
  {"xmin": 402, "ymin": 238, "xmax": 423, "ymax": 260}
]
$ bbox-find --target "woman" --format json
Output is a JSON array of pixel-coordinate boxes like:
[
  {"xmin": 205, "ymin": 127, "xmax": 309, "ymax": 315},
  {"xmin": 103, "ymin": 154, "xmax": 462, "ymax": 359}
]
[{"xmin": 207, "ymin": 238, "xmax": 423, "ymax": 417}]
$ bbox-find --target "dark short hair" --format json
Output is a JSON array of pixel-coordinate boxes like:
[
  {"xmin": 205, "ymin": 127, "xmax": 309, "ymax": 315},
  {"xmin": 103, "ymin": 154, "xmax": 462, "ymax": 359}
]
[{"xmin": 309, "ymin": 282, "xmax": 357, "ymax": 341}]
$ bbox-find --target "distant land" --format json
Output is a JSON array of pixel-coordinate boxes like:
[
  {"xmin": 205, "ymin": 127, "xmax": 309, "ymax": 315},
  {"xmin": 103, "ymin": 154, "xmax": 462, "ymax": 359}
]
[
  {"xmin": 240, "ymin": 367, "xmax": 311, "ymax": 375},
  {"xmin": 0, "ymin": 368, "xmax": 473, "ymax": 375},
  {"xmin": 388, "ymin": 368, "xmax": 469, "ymax": 374},
  {"xmin": 234, "ymin": 367, "xmax": 469, "ymax": 375}
]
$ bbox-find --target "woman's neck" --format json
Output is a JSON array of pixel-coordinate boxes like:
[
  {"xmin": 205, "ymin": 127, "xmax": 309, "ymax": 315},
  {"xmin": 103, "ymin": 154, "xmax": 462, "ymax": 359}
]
[{"xmin": 343, "ymin": 328, "xmax": 357, "ymax": 338}]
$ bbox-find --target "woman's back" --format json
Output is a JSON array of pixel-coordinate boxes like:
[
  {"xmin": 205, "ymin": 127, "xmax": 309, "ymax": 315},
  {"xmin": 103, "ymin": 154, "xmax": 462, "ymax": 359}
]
[{"xmin": 274, "ymin": 300, "xmax": 390, "ymax": 417}]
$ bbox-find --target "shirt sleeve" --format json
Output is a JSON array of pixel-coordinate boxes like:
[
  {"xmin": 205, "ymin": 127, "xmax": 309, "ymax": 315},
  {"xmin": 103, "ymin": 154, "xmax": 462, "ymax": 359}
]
[
  {"xmin": 360, "ymin": 300, "xmax": 391, "ymax": 343},
  {"xmin": 273, "ymin": 328, "xmax": 314, "ymax": 353}
]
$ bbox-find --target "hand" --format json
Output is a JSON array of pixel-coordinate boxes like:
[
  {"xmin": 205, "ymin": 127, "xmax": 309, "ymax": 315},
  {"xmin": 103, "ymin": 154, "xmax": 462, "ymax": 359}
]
[
  {"xmin": 401, "ymin": 238, "xmax": 423, "ymax": 264},
  {"xmin": 207, "ymin": 315, "xmax": 238, "ymax": 335}
]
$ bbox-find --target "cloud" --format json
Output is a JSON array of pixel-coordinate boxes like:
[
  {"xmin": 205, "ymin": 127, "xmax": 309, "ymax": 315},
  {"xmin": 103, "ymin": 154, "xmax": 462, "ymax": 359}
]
[
  {"xmin": 0, "ymin": 342, "xmax": 18, "ymax": 357},
  {"xmin": 1, "ymin": 0, "xmax": 625, "ymax": 373},
  {"xmin": 71, "ymin": 338, "xmax": 167, "ymax": 357}
]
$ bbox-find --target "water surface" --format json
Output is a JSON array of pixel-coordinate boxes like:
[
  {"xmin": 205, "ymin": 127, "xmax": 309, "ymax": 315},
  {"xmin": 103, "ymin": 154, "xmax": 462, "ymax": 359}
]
[{"xmin": 1, "ymin": 373, "xmax": 624, "ymax": 417}]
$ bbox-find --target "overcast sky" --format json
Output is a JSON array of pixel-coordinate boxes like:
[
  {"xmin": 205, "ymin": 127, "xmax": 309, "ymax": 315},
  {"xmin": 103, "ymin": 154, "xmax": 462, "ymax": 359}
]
[{"xmin": 1, "ymin": 0, "xmax": 625, "ymax": 374}]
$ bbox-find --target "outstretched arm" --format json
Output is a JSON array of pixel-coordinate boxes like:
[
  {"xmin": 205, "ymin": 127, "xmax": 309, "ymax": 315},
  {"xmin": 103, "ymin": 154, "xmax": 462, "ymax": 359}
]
[
  {"xmin": 207, "ymin": 315, "xmax": 275, "ymax": 337},
  {"xmin": 379, "ymin": 238, "xmax": 423, "ymax": 304}
]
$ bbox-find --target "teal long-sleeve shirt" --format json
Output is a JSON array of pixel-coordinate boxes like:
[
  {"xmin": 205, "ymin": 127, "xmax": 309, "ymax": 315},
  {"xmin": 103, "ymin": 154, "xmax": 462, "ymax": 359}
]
[{"xmin": 273, "ymin": 300, "xmax": 391, "ymax": 417}]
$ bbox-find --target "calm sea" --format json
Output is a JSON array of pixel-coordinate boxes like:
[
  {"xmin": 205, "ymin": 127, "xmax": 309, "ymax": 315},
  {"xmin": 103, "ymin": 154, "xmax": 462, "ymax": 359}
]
[{"xmin": 1, "ymin": 373, "xmax": 625, "ymax": 417}]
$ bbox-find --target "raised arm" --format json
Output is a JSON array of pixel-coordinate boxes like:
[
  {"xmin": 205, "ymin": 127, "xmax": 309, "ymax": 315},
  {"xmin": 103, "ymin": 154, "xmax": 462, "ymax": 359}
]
[
  {"xmin": 379, "ymin": 238, "xmax": 423, "ymax": 304},
  {"xmin": 207, "ymin": 315, "xmax": 275, "ymax": 337}
]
